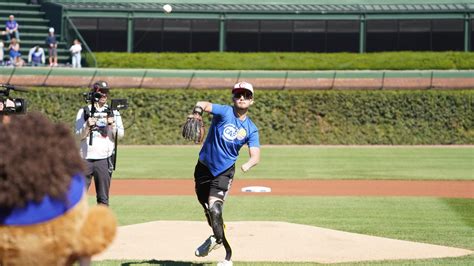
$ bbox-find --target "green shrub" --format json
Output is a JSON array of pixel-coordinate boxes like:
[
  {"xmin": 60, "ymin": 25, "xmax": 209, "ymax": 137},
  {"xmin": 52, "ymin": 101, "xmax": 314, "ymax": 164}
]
[
  {"xmin": 93, "ymin": 52, "xmax": 474, "ymax": 70},
  {"xmin": 27, "ymin": 88, "xmax": 473, "ymax": 145}
]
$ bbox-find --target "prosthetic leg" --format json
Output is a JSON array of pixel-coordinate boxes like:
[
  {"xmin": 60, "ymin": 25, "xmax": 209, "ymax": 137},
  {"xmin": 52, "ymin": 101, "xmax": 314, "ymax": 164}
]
[
  {"xmin": 209, "ymin": 200, "xmax": 232, "ymax": 261},
  {"xmin": 194, "ymin": 202, "xmax": 226, "ymax": 258}
]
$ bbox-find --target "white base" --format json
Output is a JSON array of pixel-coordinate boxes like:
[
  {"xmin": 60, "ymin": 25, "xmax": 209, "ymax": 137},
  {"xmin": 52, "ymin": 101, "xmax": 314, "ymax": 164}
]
[{"xmin": 241, "ymin": 186, "xmax": 271, "ymax": 193}]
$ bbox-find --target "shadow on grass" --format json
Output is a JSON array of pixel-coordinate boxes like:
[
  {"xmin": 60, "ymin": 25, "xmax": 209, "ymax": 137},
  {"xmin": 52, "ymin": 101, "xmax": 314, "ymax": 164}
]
[{"xmin": 121, "ymin": 260, "xmax": 211, "ymax": 266}]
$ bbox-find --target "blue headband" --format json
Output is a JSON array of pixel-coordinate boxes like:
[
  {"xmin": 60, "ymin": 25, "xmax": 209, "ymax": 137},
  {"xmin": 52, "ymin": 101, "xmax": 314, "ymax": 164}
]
[{"xmin": 0, "ymin": 174, "xmax": 85, "ymax": 226}]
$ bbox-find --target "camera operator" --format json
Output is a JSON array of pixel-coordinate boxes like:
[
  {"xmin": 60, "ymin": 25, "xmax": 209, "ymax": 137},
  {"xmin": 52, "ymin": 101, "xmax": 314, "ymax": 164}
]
[{"xmin": 75, "ymin": 81, "xmax": 124, "ymax": 206}]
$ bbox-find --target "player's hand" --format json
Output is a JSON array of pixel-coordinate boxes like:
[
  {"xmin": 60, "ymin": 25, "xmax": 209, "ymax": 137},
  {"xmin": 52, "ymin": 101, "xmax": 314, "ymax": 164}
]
[
  {"xmin": 241, "ymin": 163, "xmax": 251, "ymax": 173},
  {"xmin": 87, "ymin": 117, "xmax": 97, "ymax": 127}
]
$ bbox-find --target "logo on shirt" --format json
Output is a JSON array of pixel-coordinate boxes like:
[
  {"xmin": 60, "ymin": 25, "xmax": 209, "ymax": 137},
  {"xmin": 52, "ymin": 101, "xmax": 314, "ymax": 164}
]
[
  {"xmin": 223, "ymin": 124, "xmax": 239, "ymax": 142},
  {"xmin": 236, "ymin": 128, "xmax": 247, "ymax": 140}
]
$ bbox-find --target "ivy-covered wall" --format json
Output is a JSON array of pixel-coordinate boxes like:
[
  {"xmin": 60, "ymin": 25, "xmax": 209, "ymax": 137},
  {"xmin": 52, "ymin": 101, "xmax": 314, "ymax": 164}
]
[{"xmin": 26, "ymin": 88, "xmax": 473, "ymax": 145}]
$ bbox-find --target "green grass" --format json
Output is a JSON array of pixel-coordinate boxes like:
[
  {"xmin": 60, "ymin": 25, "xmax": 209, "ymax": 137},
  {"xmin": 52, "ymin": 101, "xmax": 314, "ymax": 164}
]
[
  {"xmin": 113, "ymin": 146, "xmax": 474, "ymax": 180},
  {"xmin": 90, "ymin": 145, "xmax": 473, "ymax": 265},
  {"xmin": 91, "ymin": 196, "xmax": 474, "ymax": 265}
]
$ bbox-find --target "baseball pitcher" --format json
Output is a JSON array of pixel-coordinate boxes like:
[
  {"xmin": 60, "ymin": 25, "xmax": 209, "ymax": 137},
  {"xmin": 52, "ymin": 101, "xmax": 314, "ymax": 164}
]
[{"xmin": 183, "ymin": 81, "xmax": 261, "ymax": 266}]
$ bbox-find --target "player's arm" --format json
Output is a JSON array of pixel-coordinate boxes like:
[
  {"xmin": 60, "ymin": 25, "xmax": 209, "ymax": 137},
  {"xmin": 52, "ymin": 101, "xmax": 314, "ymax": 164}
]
[
  {"xmin": 195, "ymin": 101, "xmax": 212, "ymax": 113},
  {"xmin": 241, "ymin": 146, "xmax": 260, "ymax": 173}
]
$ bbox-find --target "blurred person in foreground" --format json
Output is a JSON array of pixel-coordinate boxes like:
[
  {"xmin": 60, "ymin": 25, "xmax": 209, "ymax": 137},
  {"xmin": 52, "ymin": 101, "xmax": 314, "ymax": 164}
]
[{"xmin": 0, "ymin": 112, "xmax": 117, "ymax": 266}]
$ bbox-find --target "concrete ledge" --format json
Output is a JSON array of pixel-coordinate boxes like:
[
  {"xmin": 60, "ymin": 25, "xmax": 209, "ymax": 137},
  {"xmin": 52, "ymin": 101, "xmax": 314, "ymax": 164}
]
[
  {"xmin": 44, "ymin": 68, "xmax": 96, "ymax": 87},
  {"xmin": 0, "ymin": 68, "xmax": 14, "ymax": 84},
  {"xmin": 189, "ymin": 71, "xmax": 239, "ymax": 89},
  {"xmin": 333, "ymin": 72, "xmax": 383, "ymax": 90},
  {"xmin": 286, "ymin": 71, "xmax": 334, "ymax": 89},
  {"xmin": 383, "ymin": 72, "xmax": 432, "ymax": 90},
  {"xmin": 431, "ymin": 71, "xmax": 474, "ymax": 89},
  {"xmin": 1, "ymin": 68, "xmax": 473, "ymax": 90},
  {"xmin": 239, "ymin": 71, "xmax": 287, "ymax": 90},
  {"xmin": 94, "ymin": 69, "xmax": 147, "ymax": 88},
  {"xmin": 383, "ymin": 78, "xmax": 432, "ymax": 90},
  {"xmin": 8, "ymin": 67, "xmax": 51, "ymax": 86},
  {"xmin": 142, "ymin": 70, "xmax": 194, "ymax": 88},
  {"xmin": 432, "ymin": 78, "xmax": 474, "ymax": 89}
]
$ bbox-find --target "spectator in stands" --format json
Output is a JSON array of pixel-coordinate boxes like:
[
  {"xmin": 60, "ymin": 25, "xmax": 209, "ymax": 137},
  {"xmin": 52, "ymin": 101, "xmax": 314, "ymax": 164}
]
[
  {"xmin": 8, "ymin": 38, "xmax": 24, "ymax": 67},
  {"xmin": 0, "ymin": 40, "xmax": 4, "ymax": 65},
  {"xmin": 5, "ymin": 15, "xmax": 20, "ymax": 41},
  {"xmin": 46, "ymin": 27, "xmax": 58, "ymax": 67},
  {"xmin": 28, "ymin": 44, "xmax": 45, "ymax": 67},
  {"xmin": 69, "ymin": 39, "xmax": 82, "ymax": 68}
]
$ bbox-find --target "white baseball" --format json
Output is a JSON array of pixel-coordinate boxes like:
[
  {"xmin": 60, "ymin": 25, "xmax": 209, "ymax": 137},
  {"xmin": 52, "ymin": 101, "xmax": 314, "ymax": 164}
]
[{"xmin": 163, "ymin": 4, "xmax": 172, "ymax": 13}]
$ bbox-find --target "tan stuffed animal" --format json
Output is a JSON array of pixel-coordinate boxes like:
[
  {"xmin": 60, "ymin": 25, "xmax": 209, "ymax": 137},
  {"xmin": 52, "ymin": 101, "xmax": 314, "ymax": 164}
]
[{"xmin": 0, "ymin": 112, "xmax": 117, "ymax": 266}]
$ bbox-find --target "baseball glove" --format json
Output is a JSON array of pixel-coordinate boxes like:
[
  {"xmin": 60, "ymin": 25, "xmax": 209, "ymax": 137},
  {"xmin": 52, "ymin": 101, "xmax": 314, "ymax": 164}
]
[{"xmin": 182, "ymin": 106, "xmax": 205, "ymax": 144}]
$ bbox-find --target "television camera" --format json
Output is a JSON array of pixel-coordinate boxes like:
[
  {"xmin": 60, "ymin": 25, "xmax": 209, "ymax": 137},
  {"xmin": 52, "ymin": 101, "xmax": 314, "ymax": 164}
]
[{"xmin": 0, "ymin": 84, "xmax": 28, "ymax": 115}]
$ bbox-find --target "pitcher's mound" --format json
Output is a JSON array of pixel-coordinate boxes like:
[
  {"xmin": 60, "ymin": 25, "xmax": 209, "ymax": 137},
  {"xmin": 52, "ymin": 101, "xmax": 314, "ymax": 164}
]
[{"xmin": 93, "ymin": 221, "xmax": 472, "ymax": 263}]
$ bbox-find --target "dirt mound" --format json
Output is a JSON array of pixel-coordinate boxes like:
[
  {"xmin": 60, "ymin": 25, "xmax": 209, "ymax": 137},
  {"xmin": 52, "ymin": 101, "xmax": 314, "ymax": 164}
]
[{"xmin": 93, "ymin": 221, "xmax": 472, "ymax": 263}]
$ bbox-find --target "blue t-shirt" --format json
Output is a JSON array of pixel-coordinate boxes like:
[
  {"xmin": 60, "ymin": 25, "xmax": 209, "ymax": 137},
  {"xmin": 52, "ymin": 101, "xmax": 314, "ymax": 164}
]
[
  {"xmin": 46, "ymin": 35, "xmax": 57, "ymax": 45},
  {"xmin": 32, "ymin": 50, "xmax": 42, "ymax": 63},
  {"xmin": 199, "ymin": 104, "xmax": 260, "ymax": 176},
  {"xmin": 5, "ymin": 20, "xmax": 17, "ymax": 31}
]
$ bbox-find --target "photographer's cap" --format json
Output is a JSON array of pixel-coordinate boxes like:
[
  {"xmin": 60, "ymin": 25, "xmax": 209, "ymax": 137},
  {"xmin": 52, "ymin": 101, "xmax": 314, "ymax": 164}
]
[
  {"xmin": 232, "ymin": 81, "xmax": 254, "ymax": 95},
  {"xmin": 49, "ymin": 27, "xmax": 54, "ymax": 33},
  {"xmin": 92, "ymin": 80, "xmax": 110, "ymax": 93}
]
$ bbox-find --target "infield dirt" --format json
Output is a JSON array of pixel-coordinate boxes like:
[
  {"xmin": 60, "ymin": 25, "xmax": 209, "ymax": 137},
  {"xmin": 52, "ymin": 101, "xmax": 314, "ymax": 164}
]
[{"xmin": 92, "ymin": 179, "xmax": 474, "ymax": 198}]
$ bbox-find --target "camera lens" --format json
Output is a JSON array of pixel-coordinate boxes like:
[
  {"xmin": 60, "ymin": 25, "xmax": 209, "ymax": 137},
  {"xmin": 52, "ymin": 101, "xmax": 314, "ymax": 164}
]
[
  {"xmin": 13, "ymin": 98, "xmax": 27, "ymax": 114},
  {"xmin": 93, "ymin": 92, "xmax": 104, "ymax": 101}
]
